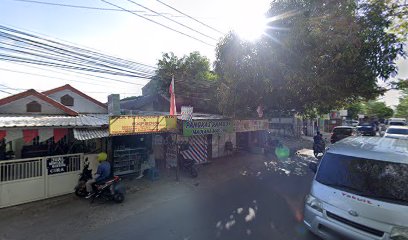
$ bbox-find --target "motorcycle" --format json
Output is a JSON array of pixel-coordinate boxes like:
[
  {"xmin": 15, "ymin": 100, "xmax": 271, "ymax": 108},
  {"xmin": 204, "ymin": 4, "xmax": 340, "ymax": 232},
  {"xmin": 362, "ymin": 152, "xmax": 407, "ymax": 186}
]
[
  {"xmin": 74, "ymin": 159, "xmax": 126, "ymax": 203},
  {"xmin": 178, "ymin": 153, "xmax": 198, "ymax": 178},
  {"xmin": 313, "ymin": 141, "xmax": 326, "ymax": 158}
]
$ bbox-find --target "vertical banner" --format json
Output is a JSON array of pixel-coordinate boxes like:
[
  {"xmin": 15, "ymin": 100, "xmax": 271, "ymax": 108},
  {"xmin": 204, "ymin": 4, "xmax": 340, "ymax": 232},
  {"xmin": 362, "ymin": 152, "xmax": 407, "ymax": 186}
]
[{"xmin": 165, "ymin": 135, "xmax": 177, "ymax": 167}]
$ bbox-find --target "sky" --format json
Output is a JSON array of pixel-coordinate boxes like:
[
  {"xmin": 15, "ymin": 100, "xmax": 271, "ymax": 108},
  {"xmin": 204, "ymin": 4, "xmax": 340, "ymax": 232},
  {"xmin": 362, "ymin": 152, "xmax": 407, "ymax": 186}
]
[{"xmin": 0, "ymin": 0, "xmax": 407, "ymax": 107}]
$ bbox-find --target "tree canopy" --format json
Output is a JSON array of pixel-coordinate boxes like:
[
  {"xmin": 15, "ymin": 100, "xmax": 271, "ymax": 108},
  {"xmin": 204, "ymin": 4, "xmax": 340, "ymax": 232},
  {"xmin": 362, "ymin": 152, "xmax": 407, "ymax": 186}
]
[
  {"xmin": 215, "ymin": 0, "xmax": 406, "ymax": 117},
  {"xmin": 365, "ymin": 100, "xmax": 394, "ymax": 119},
  {"xmin": 147, "ymin": 51, "xmax": 218, "ymax": 113},
  {"xmin": 396, "ymin": 90, "xmax": 408, "ymax": 118}
]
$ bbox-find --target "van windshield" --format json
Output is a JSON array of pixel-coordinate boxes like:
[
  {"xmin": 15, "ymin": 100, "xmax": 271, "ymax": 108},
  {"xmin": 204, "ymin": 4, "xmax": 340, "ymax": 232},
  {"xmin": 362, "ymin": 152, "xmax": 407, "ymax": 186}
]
[{"xmin": 316, "ymin": 153, "xmax": 408, "ymax": 205}]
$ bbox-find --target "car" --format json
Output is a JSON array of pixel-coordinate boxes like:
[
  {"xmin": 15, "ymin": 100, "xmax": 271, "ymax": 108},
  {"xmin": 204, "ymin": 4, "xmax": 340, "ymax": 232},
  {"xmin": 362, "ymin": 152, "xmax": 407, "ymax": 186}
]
[
  {"xmin": 388, "ymin": 120, "xmax": 407, "ymax": 126},
  {"xmin": 383, "ymin": 126, "xmax": 408, "ymax": 139},
  {"xmin": 305, "ymin": 137, "xmax": 408, "ymax": 240},
  {"xmin": 330, "ymin": 126, "xmax": 356, "ymax": 144},
  {"xmin": 343, "ymin": 120, "xmax": 359, "ymax": 127},
  {"xmin": 356, "ymin": 122, "xmax": 376, "ymax": 136}
]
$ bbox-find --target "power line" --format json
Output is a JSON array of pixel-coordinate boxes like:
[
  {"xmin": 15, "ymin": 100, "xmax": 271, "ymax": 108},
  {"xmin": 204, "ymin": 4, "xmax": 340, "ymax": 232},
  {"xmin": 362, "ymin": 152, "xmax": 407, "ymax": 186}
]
[
  {"xmin": 124, "ymin": 0, "xmax": 218, "ymax": 41},
  {"xmin": 0, "ymin": 25, "xmax": 157, "ymax": 82},
  {"xmin": 156, "ymin": 0, "xmax": 224, "ymax": 35},
  {"xmin": 0, "ymin": 27, "xmax": 156, "ymax": 77},
  {"xmin": 0, "ymin": 67, "xmax": 114, "ymax": 87},
  {"xmin": 8, "ymin": 61, "xmax": 147, "ymax": 86},
  {"xmin": 100, "ymin": 0, "xmax": 215, "ymax": 47},
  {"xmin": 7, "ymin": 0, "xmax": 180, "ymax": 18}
]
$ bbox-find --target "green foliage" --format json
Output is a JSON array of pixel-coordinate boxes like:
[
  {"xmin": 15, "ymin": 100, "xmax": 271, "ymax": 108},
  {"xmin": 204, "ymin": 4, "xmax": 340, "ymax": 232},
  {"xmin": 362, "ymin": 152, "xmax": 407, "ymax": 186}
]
[
  {"xmin": 215, "ymin": 0, "xmax": 405, "ymax": 117},
  {"xmin": 365, "ymin": 100, "xmax": 394, "ymax": 119},
  {"xmin": 347, "ymin": 102, "xmax": 365, "ymax": 119},
  {"xmin": 395, "ymin": 90, "xmax": 408, "ymax": 118},
  {"xmin": 149, "ymin": 51, "xmax": 219, "ymax": 112}
]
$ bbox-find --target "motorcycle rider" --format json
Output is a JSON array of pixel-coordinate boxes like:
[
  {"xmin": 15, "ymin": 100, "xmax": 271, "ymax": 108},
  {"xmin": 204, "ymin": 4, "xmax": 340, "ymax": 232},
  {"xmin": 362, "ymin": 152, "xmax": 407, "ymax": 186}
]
[
  {"xmin": 313, "ymin": 131, "xmax": 325, "ymax": 153},
  {"xmin": 86, "ymin": 152, "xmax": 111, "ymax": 198}
]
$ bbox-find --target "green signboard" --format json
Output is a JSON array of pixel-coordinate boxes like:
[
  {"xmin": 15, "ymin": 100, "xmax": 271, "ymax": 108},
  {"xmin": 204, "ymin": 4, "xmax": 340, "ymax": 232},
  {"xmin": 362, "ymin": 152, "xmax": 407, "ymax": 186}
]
[{"xmin": 183, "ymin": 120, "xmax": 233, "ymax": 137}]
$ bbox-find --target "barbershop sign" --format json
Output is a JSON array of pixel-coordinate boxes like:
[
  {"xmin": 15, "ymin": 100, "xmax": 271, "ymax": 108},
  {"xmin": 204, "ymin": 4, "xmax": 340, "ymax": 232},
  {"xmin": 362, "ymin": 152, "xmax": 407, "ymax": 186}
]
[{"xmin": 183, "ymin": 120, "xmax": 233, "ymax": 137}]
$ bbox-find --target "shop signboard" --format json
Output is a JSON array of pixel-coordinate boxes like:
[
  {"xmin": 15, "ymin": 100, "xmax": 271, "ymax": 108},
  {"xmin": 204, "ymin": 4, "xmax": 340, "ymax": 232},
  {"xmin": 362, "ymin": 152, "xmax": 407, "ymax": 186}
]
[
  {"xmin": 109, "ymin": 115, "xmax": 177, "ymax": 136},
  {"xmin": 46, "ymin": 156, "xmax": 68, "ymax": 175},
  {"xmin": 234, "ymin": 120, "xmax": 269, "ymax": 132},
  {"xmin": 183, "ymin": 120, "xmax": 233, "ymax": 137}
]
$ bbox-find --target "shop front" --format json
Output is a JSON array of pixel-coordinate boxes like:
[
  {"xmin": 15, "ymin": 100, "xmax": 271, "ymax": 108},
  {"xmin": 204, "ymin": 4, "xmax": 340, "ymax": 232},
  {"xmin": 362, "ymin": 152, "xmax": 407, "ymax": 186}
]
[
  {"xmin": 109, "ymin": 115, "xmax": 177, "ymax": 176},
  {"xmin": 234, "ymin": 119, "xmax": 269, "ymax": 154},
  {"xmin": 181, "ymin": 118, "xmax": 233, "ymax": 161}
]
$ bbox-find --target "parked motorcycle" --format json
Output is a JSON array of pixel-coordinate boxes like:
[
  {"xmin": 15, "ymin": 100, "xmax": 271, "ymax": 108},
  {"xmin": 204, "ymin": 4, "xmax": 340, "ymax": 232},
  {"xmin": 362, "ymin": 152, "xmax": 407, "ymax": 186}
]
[
  {"xmin": 74, "ymin": 159, "xmax": 126, "ymax": 203},
  {"xmin": 178, "ymin": 153, "xmax": 198, "ymax": 178}
]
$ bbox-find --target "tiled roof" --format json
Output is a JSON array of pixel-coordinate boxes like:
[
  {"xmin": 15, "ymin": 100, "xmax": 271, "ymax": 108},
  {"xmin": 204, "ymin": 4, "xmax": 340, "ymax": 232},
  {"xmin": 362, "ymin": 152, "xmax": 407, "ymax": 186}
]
[
  {"xmin": 0, "ymin": 89, "xmax": 78, "ymax": 116},
  {"xmin": 73, "ymin": 128, "xmax": 109, "ymax": 140},
  {"xmin": 0, "ymin": 114, "xmax": 108, "ymax": 128},
  {"xmin": 43, "ymin": 84, "xmax": 107, "ymax": 109}
]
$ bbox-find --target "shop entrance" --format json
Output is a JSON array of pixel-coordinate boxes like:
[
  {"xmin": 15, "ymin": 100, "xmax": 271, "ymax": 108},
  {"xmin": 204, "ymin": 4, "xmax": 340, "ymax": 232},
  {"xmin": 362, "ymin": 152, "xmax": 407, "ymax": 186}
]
[{"xmin": 112, "ymin": 135, "xmax": 152, "ymax": 176}]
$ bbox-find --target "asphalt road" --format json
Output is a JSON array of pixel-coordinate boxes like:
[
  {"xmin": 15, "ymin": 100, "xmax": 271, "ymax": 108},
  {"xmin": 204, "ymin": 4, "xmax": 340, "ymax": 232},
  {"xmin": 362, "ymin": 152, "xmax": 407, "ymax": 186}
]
[{"xmin": 81, "ymin": 159, "xmax": 319, "ymax": 240}]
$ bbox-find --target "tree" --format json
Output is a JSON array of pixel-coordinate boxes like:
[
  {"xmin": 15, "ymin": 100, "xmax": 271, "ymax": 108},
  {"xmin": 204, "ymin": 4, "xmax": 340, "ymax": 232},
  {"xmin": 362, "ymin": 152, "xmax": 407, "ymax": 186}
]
[
  {"xmin": 215, "ymin": 0, "xmax": 406, "ymax": 117},
  {"xmin": 347, "ymin": 102, "xmax": 365, "ymax": 119},
  {"xmin": 365, "ymin": 101, "xmax": 394, "ymax": 119},
  {"xmin": 395, "ymin": 90, "xmax": 408, "ymax": 118},
  {"xmin": 148, "ymin": 51, "xmax": 218, "ymax": 113}
]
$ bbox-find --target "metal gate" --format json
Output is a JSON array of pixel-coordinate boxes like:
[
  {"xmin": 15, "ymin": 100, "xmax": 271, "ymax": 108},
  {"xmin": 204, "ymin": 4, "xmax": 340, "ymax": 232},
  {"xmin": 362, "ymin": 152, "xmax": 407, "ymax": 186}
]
[{"xmin": 0, "ymin": 153, "xmax": 83, "ymax": 208}]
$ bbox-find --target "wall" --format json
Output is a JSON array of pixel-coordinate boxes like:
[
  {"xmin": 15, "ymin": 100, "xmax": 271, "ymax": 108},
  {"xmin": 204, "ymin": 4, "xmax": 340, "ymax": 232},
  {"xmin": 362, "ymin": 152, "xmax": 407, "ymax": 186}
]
[
  {"xmin": 211, "ymin": 133, "xmax": 236, "ymax": 159},
  {"xmin": 47, "ymin": 90, "xmax": 107, "ymax": 114},
  {"xmin": 0, "ymin": 96, "xmax": 67, "ymax": 115}
]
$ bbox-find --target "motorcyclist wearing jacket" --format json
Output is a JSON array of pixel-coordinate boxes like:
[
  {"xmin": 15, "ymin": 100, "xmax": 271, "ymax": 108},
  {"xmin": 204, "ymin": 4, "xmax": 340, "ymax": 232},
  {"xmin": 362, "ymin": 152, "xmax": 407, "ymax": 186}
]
[
  {"xmin": 313, "ymin": 131, "xmax": 323, "ymax": 145},
  {"xmin": 86, "ymin": 152, "xmax": 111, "ymax": 197}
]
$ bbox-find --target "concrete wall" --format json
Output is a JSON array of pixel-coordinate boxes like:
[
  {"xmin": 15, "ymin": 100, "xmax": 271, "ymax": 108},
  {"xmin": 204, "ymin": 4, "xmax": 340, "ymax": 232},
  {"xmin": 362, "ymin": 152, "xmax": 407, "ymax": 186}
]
[
  {"xmin": 47, "ymin": 90, "xmax": 107, "ymax": 114},
  {"xmin": 0, "ymin": 96, "xmax": 67, "ymax": 115}
]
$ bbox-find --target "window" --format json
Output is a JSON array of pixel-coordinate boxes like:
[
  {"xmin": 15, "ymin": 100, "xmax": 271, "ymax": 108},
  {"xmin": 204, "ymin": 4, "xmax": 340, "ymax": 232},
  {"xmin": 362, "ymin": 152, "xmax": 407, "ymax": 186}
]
[
  {"xmin": 32, "ymin": 136, "xmax": 40, "ymax": 146},
  {"xmin": 316, "ymin": 153, "xmax": 408, "ymax": 205},
  {"xmin": 26, "ymin": 101, "xmax": 41, "ymax": 112},
  {"xmin": 386, "ymin": 128, "xmax": 408, "ymax": 135},
  {"xmin": 60, "ymin": 94, "xmax": 74, "ymax": 106}
]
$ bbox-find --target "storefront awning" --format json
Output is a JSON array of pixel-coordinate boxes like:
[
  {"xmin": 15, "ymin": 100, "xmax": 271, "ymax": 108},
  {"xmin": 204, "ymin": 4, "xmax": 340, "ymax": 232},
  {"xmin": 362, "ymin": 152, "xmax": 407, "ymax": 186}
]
[{"xmin": 73, "ymin": 128, "xmax": 109, "ymax": 140}]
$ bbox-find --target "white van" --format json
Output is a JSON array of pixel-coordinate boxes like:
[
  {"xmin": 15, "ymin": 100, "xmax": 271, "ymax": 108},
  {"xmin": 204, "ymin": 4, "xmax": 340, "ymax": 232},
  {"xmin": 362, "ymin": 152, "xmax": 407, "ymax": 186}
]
[{"xmin": 304, "ymin": 137, "xmax": 408, "ymax": 240}]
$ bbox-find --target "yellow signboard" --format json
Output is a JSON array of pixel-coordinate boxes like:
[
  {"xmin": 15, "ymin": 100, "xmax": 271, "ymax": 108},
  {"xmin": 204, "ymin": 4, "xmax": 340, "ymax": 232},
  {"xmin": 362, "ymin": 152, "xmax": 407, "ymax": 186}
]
[{"xmin": 109, "ymin": 116, "xmax": 177, "ymax": 135}]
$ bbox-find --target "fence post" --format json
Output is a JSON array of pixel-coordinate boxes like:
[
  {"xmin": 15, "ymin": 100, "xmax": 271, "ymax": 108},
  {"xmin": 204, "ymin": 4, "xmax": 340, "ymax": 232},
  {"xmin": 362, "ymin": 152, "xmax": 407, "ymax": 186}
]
[{"xmin": 43, "ymin": 157, "xmax": 49, "ymax": 197}]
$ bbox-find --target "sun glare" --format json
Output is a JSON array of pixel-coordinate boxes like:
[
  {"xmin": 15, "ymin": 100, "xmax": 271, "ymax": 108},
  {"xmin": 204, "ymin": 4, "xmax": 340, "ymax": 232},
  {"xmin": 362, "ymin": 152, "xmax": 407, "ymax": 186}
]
[
  {"xmin": 230, "ymin": 2, "xmax": 270, "ymax": 41},
  {"xmin": 235, "ymin": 15, "xmax": 267, "ymax": 41}
]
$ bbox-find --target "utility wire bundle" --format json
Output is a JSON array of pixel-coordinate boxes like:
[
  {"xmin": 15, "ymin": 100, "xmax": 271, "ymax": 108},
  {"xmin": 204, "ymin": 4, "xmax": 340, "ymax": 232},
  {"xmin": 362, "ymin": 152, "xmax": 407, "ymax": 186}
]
[{"xmin": 0, "ymin": 25, "xmax": 157, "ymax": 81}]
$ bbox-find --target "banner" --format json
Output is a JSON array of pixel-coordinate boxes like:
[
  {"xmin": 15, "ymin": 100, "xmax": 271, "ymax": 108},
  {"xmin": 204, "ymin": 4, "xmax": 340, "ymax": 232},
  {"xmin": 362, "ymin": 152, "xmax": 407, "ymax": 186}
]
[
  {"xmin": 234, "ymin": 120, "xmax": 269, "ymax": 132},
  {"xmin": 109, "ymin": 116, "xmax": 177, "ymax": 135},
  {"xmin": 183, "ymin": 120, "xmax": 233, "ymax": 137}
]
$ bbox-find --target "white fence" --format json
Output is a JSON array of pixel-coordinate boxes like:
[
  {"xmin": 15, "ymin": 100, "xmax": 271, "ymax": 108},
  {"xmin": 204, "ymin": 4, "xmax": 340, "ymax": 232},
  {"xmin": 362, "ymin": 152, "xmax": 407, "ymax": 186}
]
[{"xmin": 0, "ymin": 153, "xmax": 83, "ymax": 208}]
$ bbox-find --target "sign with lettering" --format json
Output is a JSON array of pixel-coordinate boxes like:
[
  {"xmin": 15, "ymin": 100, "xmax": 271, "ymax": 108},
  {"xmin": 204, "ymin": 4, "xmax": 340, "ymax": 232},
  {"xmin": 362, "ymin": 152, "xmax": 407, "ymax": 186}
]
[
  {"xmin": 109, "ymin": 116, "xmax": 177, "ymax": 135},
  {"xmin": 234, "ymin": 120, "xmax": 269, "ymax": 132},
  {"xmin": 46, "ymin": 157, "xmax": 68, "ymax": 175},
  {"xmin": 183, "ymin": 120, "xmax": 233, "ymax": 137},
  {"xmin": 165, "ymin": 135, "xmax": 177, "ymax": 167}
]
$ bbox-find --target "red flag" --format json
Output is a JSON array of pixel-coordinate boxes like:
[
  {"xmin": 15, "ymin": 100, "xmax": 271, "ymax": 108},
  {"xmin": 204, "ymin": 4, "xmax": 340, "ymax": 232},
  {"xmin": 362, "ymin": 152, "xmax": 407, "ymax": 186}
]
[
  {"xmin": 169, "ymin": 76, "xmax": 177, "ymax": 115},
  {"xmin": 0, "ymin": 130, "xmax": 6, "ymax": 141},
  {"xmin": 54, "ymin": 128, "xmax": 68, "ymax": 143},
  {"xmin": 23, "ymin": 129, "xmax": 39, "ymax": 143}
]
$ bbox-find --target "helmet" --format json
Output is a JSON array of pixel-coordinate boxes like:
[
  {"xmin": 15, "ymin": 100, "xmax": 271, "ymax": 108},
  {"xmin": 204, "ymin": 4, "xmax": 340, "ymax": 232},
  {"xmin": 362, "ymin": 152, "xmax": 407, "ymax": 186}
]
[{"xmin": 97, "ymin": 152, "xmax": 107, "ymax": 162}]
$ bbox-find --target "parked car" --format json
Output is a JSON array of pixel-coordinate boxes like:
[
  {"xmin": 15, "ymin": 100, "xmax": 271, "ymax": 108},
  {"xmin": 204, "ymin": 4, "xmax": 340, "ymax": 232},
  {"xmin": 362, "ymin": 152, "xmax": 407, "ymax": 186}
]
[
  {"xmin": 305, "ymin": 137, "xmax": 408, "ymax": 240},
  {"xmin": 356, "ymin": 122, "xmax": 376, "ymax": 136},
  {"xmin": 383, "ymin": 126, "xmax": 408, "ymax": 139},
  {"xmin": 388, "ymin": 120, "xmax": 407, "ymax": 126},
  {"xmin": 343, "ymin": 120, "xmax": 359, "ymax": 127},
  {"xmin": 330, "ymin": 126, "xmax": 356, "ymax": 144}
]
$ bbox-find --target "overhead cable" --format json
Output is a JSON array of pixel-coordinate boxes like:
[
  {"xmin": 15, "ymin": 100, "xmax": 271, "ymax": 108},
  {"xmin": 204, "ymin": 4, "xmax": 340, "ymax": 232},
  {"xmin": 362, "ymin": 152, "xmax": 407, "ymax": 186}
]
[
  {"xmin": 100, "ymin": 0, "xmax": 215, "ymax": 47},
  {"xmin": 124, "ymin": 0, "xmax": 218, "ymax": 41},
  {"xmin": 156, "ymin": 0, "xmax": 225, "ymax": 35}
]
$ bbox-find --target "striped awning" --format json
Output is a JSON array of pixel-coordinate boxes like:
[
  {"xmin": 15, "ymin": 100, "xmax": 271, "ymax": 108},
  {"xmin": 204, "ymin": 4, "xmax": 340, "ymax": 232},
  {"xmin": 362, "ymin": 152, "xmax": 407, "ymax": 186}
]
[{"xmin": 73, "ymin": 128, "xmax": 109, "ymax": 140}]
